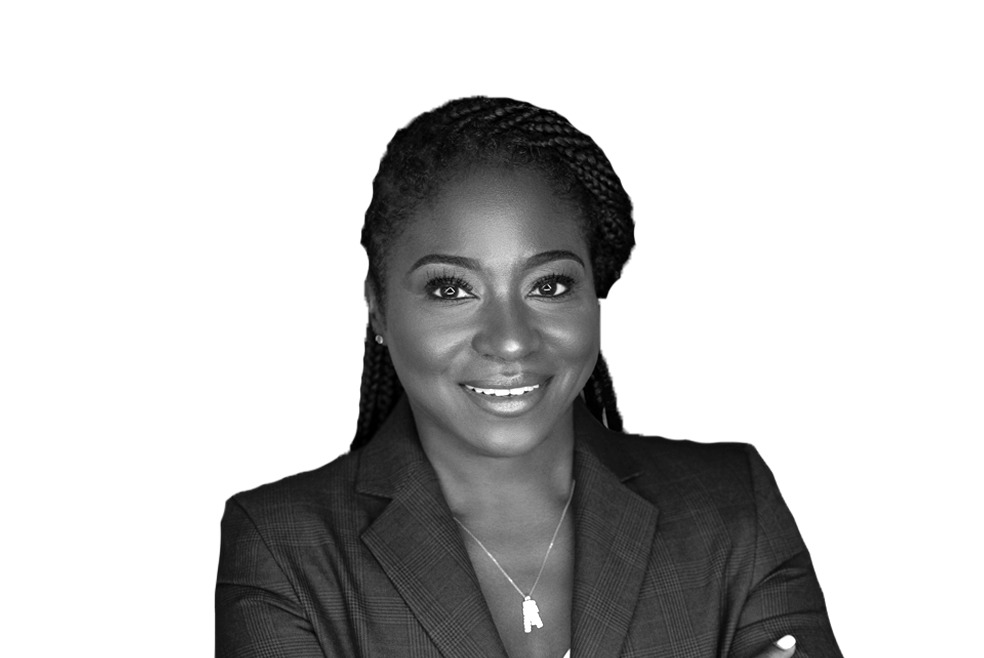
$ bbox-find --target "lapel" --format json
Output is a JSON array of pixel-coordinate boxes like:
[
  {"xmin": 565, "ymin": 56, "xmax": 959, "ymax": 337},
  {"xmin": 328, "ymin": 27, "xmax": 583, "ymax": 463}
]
[
  {"xmin": 355, "ymin": 397, "xmax": 660, "ymax": 658},
  {"xmin": 570, "ymin": 402, "xmax": 660, "ymax": 657},
  {"xmin": 357, "ymin": 398, "xmax": 509, "ymax": 658}
]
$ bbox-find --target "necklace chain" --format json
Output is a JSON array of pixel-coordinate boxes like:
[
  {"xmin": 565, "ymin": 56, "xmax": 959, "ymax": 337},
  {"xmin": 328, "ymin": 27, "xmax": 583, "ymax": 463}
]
[{"xmin": 453, "ymin": 480, "xmax": 575, "ymax": 601}]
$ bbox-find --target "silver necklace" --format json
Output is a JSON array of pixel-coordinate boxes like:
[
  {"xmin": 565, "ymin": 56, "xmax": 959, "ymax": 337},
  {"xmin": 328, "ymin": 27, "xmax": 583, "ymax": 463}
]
[{"xmin": 453, "ymin": 480, "xmax": 575, "ymax": 634}]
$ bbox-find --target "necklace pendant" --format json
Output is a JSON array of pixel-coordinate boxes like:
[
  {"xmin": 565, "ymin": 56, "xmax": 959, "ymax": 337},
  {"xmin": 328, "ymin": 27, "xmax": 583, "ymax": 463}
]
[{"xmin": 522, "ymin": 596, "xmax": 543, "ymax": 633}]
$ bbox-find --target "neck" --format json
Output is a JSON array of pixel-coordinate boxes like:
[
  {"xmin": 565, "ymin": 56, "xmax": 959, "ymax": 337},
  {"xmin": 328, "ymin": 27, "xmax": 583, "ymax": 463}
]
[{"xmin": 415, "ymin": 408, "xmax": 575, "ymax": 517}]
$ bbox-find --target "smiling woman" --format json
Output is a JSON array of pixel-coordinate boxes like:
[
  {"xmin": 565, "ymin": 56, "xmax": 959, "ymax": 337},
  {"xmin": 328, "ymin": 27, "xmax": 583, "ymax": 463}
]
[{"xmin": 215, "ymin": 98, "xmax": 843, "ymax": 658}]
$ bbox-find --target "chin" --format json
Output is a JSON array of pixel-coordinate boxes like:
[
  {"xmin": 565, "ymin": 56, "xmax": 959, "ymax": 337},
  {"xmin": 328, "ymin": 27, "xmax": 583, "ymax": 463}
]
[
  {"xmin": 453, "ymin": 391, "xmax": 574, "ymax": 458},
  {"xmin": 463, "ymin": 417, "xmax": 558, "ymax": 458}
]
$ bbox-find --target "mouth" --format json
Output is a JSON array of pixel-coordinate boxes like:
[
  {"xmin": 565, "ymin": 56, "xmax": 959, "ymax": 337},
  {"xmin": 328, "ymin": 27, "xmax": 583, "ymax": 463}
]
[
  {"xmin": 463, "ymin": 383, "xmax": 541, "ymax": 397},
  {"xmin": 459, "ymin": 377, "xmax": 551, "ymax": 417}
]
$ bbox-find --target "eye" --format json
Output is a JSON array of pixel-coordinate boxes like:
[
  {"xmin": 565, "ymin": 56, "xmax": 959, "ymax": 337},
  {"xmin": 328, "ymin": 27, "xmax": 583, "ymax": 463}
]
[
  {"xmin": 529, "ymin": 276, "xmax": 572, "ymax": 298},
  {"xmin": 427, "ymin": 277, "xmax": 475, "ymax": 300}
]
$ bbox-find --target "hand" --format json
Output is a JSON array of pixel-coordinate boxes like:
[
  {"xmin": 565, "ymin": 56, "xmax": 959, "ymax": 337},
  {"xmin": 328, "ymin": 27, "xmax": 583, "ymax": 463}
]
[{"xmin": 752, "ymin": 635, "xmax": 796, "ymax": 658}]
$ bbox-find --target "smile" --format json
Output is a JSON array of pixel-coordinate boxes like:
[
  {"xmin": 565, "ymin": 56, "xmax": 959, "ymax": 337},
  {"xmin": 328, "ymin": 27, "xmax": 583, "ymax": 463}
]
[
  {"xmin": 459, "ymin": 378, "xmax": 550, "ymax": 418},
  {"xmin": 463, "ymin": 384, "xmax": 541, "ymax": 397}
]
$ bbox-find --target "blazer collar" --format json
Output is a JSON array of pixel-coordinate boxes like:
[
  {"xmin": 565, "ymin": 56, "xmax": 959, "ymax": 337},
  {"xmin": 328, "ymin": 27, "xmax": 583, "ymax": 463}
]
[
  {"xmin": 356, "ymin": 397, "xmax": 659, "ymax": 658},
  {"xmin": 569, "ymin": 401, "xmax": 660, "ymax": 657}
]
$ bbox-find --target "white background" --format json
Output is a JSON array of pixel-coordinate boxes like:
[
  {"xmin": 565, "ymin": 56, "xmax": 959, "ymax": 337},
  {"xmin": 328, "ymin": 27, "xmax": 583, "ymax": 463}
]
[{"xmin": 2, "ymin": 1, "xmax": 981, "ymax": 655}]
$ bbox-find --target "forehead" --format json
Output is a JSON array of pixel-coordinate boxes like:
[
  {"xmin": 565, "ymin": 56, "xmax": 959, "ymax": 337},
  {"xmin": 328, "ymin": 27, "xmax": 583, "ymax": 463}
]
[{"xmin": 391, "ymin": 166, "xmax": 587, "ymax": 272}]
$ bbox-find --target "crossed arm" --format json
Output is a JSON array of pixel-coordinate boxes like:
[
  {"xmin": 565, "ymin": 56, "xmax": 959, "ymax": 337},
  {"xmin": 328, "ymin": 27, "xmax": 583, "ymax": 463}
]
[{"xmin": 731, "ymin": 446, "xmax": 843, "ymax": 658}]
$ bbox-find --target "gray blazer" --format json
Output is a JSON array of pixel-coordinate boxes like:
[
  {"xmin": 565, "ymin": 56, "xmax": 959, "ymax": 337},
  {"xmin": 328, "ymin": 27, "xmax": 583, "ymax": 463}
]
[{"xmin": 216, "ymin": 398, "xmax": 841, "ymax": 657}]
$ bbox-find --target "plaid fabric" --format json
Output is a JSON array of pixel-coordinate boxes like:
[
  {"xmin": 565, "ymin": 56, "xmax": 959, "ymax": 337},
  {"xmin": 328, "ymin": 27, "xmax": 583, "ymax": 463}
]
[{"xmin": 216, "ymin": 398, "xmax": 841, "ymax": 657}]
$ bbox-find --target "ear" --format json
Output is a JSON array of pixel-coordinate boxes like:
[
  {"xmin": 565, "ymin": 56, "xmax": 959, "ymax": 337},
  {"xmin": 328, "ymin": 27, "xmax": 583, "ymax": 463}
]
[{"xmin": 364, "ymin": 278, "xmax": 385, "ymax": 338}]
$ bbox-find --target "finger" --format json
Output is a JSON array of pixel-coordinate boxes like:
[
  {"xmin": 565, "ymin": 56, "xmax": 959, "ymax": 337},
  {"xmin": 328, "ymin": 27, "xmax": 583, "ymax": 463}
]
[{"xmin": 752, "ymin": 634, "xmax": 797, "ymax": 658}]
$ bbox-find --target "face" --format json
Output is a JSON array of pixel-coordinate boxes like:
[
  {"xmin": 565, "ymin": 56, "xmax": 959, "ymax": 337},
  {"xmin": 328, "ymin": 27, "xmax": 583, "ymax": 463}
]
[{"xmin": 372, "ymin": 165, "xmax": 600, "ymax": 459}]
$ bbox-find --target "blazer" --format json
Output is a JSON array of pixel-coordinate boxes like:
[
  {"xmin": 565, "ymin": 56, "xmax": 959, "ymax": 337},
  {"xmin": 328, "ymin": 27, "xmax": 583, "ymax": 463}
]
[{"xmin": 216, "ymin": 398, "xmax": 841, "ymax": 657}]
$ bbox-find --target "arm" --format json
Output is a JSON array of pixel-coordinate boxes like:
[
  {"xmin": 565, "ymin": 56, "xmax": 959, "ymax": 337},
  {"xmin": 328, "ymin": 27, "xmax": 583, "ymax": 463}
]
[
  {"xmin": 730, "ymin": 447, "xmax": 843, "ymax": 658},
  {"xmin": 215, "ymin": 497, "xmax": 324, "ymax": 658}
]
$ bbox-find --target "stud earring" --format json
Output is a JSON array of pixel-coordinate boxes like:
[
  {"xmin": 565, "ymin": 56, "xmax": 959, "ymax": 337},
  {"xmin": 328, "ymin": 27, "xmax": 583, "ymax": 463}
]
[{"xmin": 374, "ymin": 335, "xmax": 384, "ymax": 345}]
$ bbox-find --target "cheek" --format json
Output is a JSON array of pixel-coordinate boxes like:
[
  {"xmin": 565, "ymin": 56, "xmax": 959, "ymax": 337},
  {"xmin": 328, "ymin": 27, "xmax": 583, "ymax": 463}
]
[
  {"xmin": 543, "ymin": 302, "xmax": 600, "ymax": 369},
  {"xmin": 385, "ymin": 301, "xmax": 472, "ymax": 380}
]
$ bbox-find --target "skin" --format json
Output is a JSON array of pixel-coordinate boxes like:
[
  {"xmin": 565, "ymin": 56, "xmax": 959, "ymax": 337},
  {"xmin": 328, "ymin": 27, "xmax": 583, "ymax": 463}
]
[{"xmin": 366, "ymin": 163, "xmax": 795, "ymax": 658}]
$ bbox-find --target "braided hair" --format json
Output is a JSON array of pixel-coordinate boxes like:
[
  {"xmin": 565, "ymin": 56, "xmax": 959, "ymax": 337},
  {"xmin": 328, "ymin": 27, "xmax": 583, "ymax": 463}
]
[{"xmin": 352, "ymin": 97, "xmax": 635, "ymax": 449}]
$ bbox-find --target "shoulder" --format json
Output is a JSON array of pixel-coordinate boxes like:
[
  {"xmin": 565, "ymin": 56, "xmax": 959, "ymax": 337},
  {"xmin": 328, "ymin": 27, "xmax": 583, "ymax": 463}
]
[
  {"xmin": 595, "ymin": 433, "xmax": 787, "ymax": 565},
  {"xmin": 594, "ymin": 428, "xmax": 762, "ymax": 491},
  {"xmin": 221, "ymin": 449, "xmax": 367, "ymax": 548},
  {"xmin": 592, "ymin": 429, "xmax": 776, "ymax": 524},
  {"xmin": 575, "ymin": 400, "xmax": 763, "ymax": 496},
  {"xmin": 231, "ymin": 449, "xmax": 359, "ymax": 508},
  {"xmin": 607, "ymin": 430, "xmax": 754, "ymax": 474}
]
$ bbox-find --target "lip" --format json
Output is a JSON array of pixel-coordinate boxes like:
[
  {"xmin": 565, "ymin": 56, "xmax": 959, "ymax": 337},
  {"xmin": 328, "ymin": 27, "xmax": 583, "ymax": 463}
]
[
  {"xmin": 461, "ymin": 374, "xmax": 548, "ymax": 389},
  {"xmin": 459, "ymin": 376, "xmax": 551, "ymax": 417}
]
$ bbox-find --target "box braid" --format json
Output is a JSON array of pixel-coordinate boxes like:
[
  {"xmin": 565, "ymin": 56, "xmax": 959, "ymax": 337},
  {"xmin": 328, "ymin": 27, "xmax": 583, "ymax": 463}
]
[{"xmin": 352, "ymin": 97, "xmax": 635, "ymax": 450}]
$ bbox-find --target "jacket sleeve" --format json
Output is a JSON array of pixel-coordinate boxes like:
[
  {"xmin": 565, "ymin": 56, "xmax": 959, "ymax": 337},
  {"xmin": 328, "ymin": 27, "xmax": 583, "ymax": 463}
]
[
  {"xmin": 215, "ymin": 497, "xmax": 325, "ymax": 658},
  {"xmin": 729, "ymin": 446, "xmax": 843, "ymax": 658}
]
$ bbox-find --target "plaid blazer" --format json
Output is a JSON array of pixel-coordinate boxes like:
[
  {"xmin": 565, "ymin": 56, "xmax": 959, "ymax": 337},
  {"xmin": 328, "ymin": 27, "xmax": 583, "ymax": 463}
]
[{"xmin": 216, "ymin": 398, "xmax": 841, "ymax": 657}]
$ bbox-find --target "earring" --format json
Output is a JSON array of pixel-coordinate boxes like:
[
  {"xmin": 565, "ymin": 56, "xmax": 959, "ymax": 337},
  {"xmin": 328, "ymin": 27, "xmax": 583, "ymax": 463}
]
[{"xmin": 374, "ymin": 335, "xmax": 384, "ymax": 345}]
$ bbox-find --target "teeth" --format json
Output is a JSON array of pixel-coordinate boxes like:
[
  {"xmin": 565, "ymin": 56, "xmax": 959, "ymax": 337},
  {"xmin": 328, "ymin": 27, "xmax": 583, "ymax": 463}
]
[{"xmin": 465, "ymin": 384, "xmax": 540, "ymax": 397}]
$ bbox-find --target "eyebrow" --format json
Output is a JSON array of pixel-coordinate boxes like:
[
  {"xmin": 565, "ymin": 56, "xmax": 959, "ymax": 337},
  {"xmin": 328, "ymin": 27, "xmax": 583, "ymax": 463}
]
[
  {"xmin": 408, "ymin": 250, "xmax": 585, "ymax": 274},
  {"xmin": 526, "ymin": 250, "xmax": 585, "ymax": 269}
]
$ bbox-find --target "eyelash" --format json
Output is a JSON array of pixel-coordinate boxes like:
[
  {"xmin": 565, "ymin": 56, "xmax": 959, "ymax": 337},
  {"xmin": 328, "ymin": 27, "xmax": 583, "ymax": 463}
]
[
  {"xmin": 424, "ymin": 272, "xmax": 577, "ymax": 301},
  {"xmin": 529, "ymin": 274, "xmax": 576, "ymax": 299},
  {"xmin": 426, "ymin": 275, "xmax": 475, "ymax": 301}
]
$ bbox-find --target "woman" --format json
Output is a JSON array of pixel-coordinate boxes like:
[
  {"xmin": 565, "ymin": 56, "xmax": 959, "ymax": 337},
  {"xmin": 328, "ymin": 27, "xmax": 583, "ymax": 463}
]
[{"xmin": 216, "ymin": 97, "xmax": 841, "ymax": 657}]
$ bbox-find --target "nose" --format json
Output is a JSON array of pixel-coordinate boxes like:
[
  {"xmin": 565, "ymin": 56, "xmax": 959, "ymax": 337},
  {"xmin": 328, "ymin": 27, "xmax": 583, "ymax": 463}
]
[{"xmin": 471, "ymin": 295, "xmax": 541, "ymax": 362}]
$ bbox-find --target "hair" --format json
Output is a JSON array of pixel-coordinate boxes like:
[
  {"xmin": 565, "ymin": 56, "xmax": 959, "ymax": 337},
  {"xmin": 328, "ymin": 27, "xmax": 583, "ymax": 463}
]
[{"xmin": 352, "ymin": 97, "xmax": 635, "ymax": 450}]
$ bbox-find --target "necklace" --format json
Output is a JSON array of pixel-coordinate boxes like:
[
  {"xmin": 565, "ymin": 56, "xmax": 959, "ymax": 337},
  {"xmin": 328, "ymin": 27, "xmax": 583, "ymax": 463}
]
[{"xmin": 453, "ymin": 480, "xmax": 575, "ymax": 634}]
